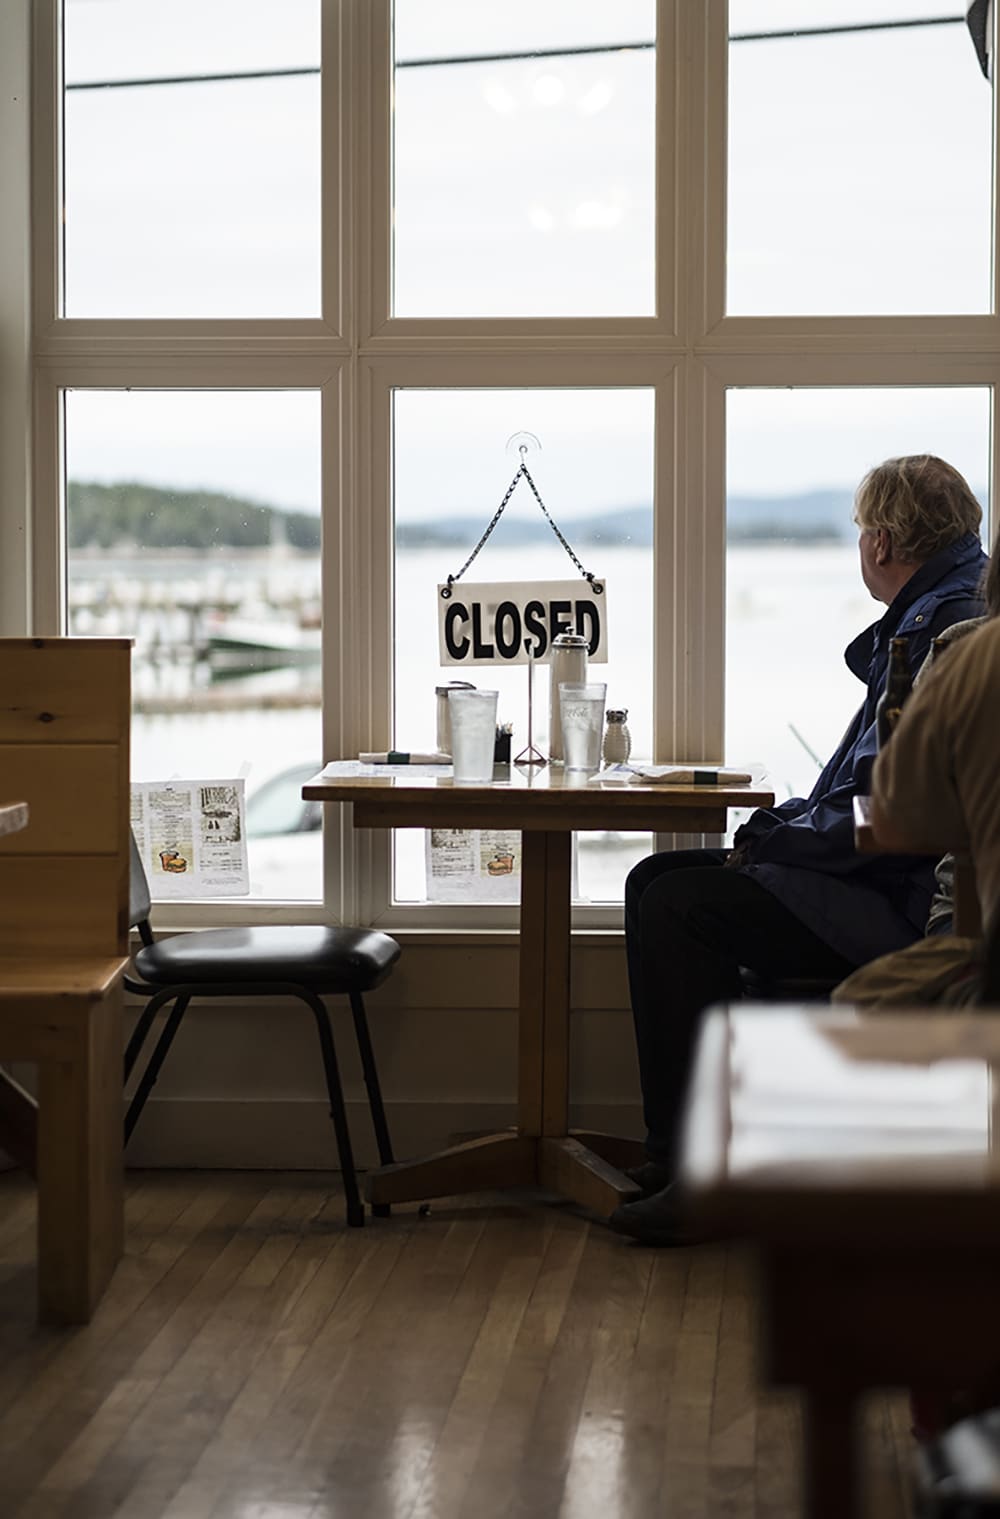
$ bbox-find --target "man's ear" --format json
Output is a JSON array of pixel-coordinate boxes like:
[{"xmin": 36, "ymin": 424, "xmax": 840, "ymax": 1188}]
[{"xmin": 875, "ymin": 527, "xmax": 892, "ymax": 565}]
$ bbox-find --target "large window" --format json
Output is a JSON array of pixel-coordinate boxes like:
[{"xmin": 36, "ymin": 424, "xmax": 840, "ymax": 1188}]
[
  {"xmin": 392, "ymin": 386, "xmax": 655, "ymax": 903},
  {"xmin": 18, "ymin": 0, "xmax": 998, "ymax": 927},
  {"xmin": 64, "ymin": 389, "xmax": 323, "ymax": 900},
  {"xmin": 727, "ymin": 2, "xmax": 993, "ymax": 315},
  {"xmin": 62, "ymin": 0, "xmax": 321, "ymax": 317},
  {"xmin": 392, "ymin": 2, "xmax": 656, "ymax": 317},
  {"xmin": 726, "ymin": 386, "xmax": 991, "ymax": 803}
]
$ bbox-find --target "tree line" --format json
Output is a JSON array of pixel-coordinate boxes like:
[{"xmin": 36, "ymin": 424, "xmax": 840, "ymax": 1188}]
[{"xmin": 67, "ymin": 481, "xmax": 322, "ymax": 551}]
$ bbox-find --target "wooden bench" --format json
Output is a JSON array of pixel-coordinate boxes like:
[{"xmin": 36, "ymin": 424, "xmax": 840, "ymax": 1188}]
[
  {"xmin": 680, "ymin": 1002, "xmax": 1000, "ymax": 1519},
  {"xmin": 0, "ymin": 638, "xmax": 131, "ymax": 1322}
]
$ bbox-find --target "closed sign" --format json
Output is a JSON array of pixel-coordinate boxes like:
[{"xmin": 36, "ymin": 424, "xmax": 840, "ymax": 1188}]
[{"xmin": 437, "ymin": 580, "xmax": 607, "ymax": 667}]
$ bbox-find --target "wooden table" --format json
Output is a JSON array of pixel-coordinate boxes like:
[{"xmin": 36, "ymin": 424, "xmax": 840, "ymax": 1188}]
[
  {"xmin": 304, "ymin": 763, "xmax": 773, "ymax": 1217},
  {"xmin": 680, "ymin": 1002, "xmax": 1000, "ymax": 1519},
  {"xmin": 854, "ymin": 793, "xmax": 981, "ymax": 936}
]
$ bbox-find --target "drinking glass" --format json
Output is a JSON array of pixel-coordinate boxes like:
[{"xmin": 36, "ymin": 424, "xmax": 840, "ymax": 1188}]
[
  {"xmin": 558, "ymin": 683, "xmax": 606, "ymax": 771},
  {"xmin": 448, "ymin": 689, "xmax": 499, "ymax": 783}
]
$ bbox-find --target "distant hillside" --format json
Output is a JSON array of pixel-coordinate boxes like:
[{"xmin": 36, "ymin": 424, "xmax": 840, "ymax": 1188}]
[
  {"xmin": 70, "ymin": 478, "xmax": 958, "ymax": 552},
  {"xmin": 727, "ymin": 489, "xmax": 856, "ymax": 544},
  {"xmin": 397, "ymin": 490, "xmax": 859, "ymax": 548},
  {"xmin": 67, "ymin": 481, "xmax": 322, "ymax": 552}
]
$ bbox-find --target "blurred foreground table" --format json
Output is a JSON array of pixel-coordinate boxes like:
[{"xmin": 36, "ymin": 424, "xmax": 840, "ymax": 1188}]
[
  {"xmin": 305, "ymin": 762, "xmax": 773, "ymax": 1217},
  {"xmin": 680, "ymin": 1002, "xmax": 1000, "ymax": 1519}
]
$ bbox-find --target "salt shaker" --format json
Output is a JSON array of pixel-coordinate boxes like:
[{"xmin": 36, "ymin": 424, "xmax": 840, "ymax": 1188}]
[
  {"xmin": 547, "ymin": 632, "xmax": 588, "ymax": 763},
  {"xmin": 602, "ymin": 709, "xmax": 631, "ymax": 766}
]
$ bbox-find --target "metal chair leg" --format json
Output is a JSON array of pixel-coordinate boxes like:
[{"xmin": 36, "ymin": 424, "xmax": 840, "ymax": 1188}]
[
  {"xmin": 299, "ymin": 991, "xmax": 364, "ymax": 1228},
  {"xmin": 124, "ymin": 992, "xmax": 191, "ymax": 1143},
  {"xmin": 123, "ymin": 986, "xmax": 176, "ymax": 1081},
  {"xmin": 349, "ymin": 990, "xmax": 394, "ymax": 1218},
  {"xmin": 349, "ymin": 990, "xmax": 394, "ymax": 1165}
]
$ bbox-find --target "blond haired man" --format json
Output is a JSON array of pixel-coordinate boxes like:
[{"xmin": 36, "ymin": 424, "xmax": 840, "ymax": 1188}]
[{"xmin": 614, "ymin": 455, "xmax": 988, "ymax": 1245}]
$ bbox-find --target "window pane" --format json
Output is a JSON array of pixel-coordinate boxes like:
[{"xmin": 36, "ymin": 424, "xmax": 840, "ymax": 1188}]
[
  {"xmin": 392, "ymin": 0, "xmax": 656, "ymax": 317},
  {"xmin": 62, "ymin": 0, "xmax": 320, "ymax": 317},
  {"xmin": 65, "ymin": 390, "xmax": 322, "ymax": 900},
  {"xmin": 392, "ymin": 388, "xmax": 654, "ymax": 903},
  {"xmin": 727, "ymin": 3, "xmax": 994, "ymax": 314},
  {"xmin": 726, "ymin": 387, "xmax": 990, "ymax": 810}
]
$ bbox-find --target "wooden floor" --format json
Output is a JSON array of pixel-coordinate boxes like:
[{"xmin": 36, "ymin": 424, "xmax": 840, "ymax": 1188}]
[{"xmin": 0, "ymin": 1170, "xmax": 915, "ymax": 1519}]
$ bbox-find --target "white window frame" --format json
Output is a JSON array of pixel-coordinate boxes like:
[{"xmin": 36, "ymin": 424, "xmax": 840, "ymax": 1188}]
[{"xmin": 12, "ymin": 0, "xmax": 1000, "ymax": 932}]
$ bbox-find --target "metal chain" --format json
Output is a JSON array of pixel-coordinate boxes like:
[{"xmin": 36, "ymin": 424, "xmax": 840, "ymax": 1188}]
[{"xmin": 440, "ymin": 454, "xmax": 604, "ymax": 599}]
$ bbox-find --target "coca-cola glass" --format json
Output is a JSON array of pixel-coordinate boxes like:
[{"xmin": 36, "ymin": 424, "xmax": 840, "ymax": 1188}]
[{"xmin": 558, "ymin": 682, "xmax": 606, "ymax": 771}]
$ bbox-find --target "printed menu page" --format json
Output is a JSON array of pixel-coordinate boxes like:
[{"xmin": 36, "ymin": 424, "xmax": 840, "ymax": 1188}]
[
  {"xmin": 425, "ymin": 827, "xmax": 521, "ymax": 903},
  {"xmin": 132, "ymin": 779, "xmax": 250, "ymax": 897}
]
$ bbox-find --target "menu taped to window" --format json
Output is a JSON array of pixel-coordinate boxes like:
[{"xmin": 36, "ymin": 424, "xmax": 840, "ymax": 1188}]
[
  {"xmin": 426, "ymin": 828, "xmax": 521, "ymax": 903},
  {"xmin": 131, "ymin": 780, "xmax": 250, "ymax": 897}
]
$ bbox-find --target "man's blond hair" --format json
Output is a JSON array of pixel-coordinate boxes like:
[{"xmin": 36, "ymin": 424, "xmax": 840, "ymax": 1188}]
[{"xmin": 853, "ymin": 455, "xmax": 982, "ymax": 564}]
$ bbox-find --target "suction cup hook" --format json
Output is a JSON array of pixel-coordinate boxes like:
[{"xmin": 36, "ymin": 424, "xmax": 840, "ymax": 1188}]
[{"xmin": 505, "ymin": 430, "xmax": 542, "ymax": 465}]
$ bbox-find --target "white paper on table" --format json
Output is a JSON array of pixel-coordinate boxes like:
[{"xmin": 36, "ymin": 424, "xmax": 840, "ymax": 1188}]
[
  {"xmin": 131, "ymin": 778, "xmax": 249, "ymax": 896},
  {"xmin": 320, "ymin": 759, "xmax": 450, "ymax": 778},
  {"xmin": 629, "ymin": 765, "xmax": 753, "ymax": 786}
]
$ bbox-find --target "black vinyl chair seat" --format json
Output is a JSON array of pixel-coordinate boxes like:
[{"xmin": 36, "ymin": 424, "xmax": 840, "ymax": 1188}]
[
  {"xmin": 134, "ymin": 925, "xmax": 399, "ymax": 992},
  {"xmin": 125, "ymin": 833, "xmax": 399, "ymax": 1228}
]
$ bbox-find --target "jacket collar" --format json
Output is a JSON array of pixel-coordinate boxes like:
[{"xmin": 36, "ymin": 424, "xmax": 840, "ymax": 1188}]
[
  {"xmin": 844, "ymin": 531, "xmax": 985, "ymax": 681},
  {"xmin": 884, "ymin": 530, "xmax": 984, "ymax": 624}
]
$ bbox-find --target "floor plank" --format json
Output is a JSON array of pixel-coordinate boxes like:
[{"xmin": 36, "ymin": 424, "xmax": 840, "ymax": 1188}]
[{"xmin": 0, "ymin": 1172, "xmax": 916, "ymax": 1519}]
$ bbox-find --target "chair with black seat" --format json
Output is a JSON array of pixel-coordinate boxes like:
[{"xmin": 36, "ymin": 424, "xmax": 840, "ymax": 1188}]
[{"xmin": 123, "ymin": 833, "xmax": 397, "ymax": 1227}]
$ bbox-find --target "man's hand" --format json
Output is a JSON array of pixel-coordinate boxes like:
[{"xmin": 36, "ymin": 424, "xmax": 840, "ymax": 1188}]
[{"xmin": 724, "ymin": 844, "xmax": 749, "ymax": 869}]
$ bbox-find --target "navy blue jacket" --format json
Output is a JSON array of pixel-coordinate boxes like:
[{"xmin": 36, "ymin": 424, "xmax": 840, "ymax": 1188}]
[{"xmin": 735, "ymin": 531, "xmax": 988, "ymax": 966}]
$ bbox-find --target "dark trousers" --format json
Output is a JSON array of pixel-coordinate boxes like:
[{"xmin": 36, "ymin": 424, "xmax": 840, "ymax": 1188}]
[{"xmin": 624, "ymin": 849, "xmax": 855, "ymax": 1165}]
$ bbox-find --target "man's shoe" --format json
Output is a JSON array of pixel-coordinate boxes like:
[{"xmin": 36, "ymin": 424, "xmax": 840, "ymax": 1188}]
[
  {"xmin": 608, "ymin": 1182, "xmax": 694, "ymax": 1246},
  {"xmin": 623, "ymin": 1159, "xmax": 675, "ymax": 1197}
]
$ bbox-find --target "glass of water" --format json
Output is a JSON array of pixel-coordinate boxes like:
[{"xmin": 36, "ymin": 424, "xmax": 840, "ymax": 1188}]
[
  {"xmin": 448, "ymin": 689, "xmax": 499, "ymax": 783},
  {"xmin": 558, "ymin": 682, "xmax": 606, "ymax": 771}
]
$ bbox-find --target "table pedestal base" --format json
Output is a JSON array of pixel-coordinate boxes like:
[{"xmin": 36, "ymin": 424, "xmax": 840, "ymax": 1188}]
[{"xmin": 366, "ymin": 1129, "xmax": 645, "ymax": 1217}]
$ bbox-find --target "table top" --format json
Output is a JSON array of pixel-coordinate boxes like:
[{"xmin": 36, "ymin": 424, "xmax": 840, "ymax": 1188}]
[
  {"xmin": 680, "ymin": 1003, "xmax": 1000, "ymax": 1244},
  {"xmin": 0, "ymin": 955, "xmax": 128, "ymax": 1001},
  {"xmin": 0, "ymin": 803, "xmax": 29, "ymax": 839},
  {"xmin": 304, "ymin": 762, "xmax": 774, "ymax": 832}
]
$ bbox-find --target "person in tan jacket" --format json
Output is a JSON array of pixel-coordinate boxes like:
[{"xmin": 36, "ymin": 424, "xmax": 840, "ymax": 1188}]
[{"xmin": 871, "ymin": 567, "xmax": 1000, "ymax": 949}]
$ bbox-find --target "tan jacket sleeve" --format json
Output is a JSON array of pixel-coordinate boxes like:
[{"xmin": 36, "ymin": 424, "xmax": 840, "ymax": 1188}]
[{"xmin": 872, "ymin": 647, "xmax": 968, "ymax": 856}]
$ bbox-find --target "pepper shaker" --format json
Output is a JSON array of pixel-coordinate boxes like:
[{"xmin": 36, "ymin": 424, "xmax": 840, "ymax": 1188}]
[{"xmin": 602, "ymin": 709, "xmax": 631, "ymax": 766}]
